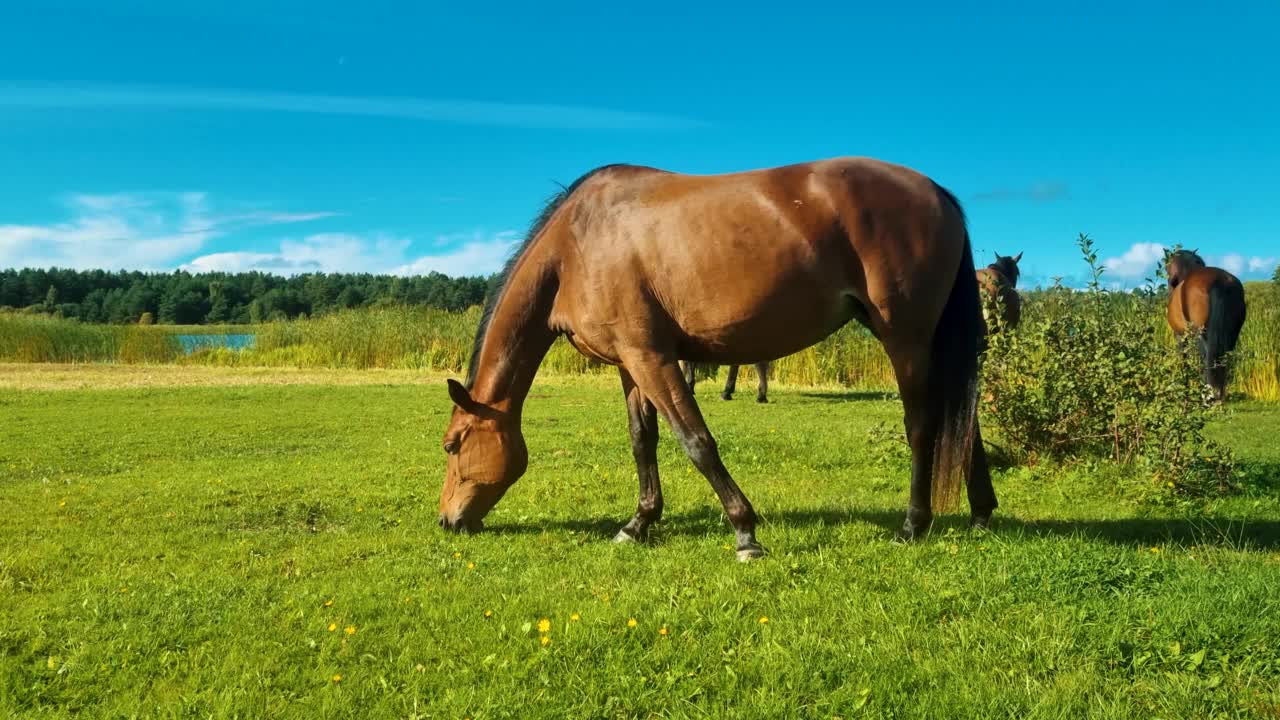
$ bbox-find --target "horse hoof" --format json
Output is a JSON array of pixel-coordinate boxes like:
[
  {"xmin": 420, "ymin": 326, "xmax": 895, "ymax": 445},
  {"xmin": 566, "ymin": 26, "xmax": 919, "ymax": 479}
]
[
  {"xmin": 969, "ymin": 514, "xmax": 992, "ymax": 531},
  {"xmin": 756, "ymin": 396, "xmax": 768, "ymax": 404},
  {"xmin": 736, "ymin": 545, "xmax": 765, "ymax": 562},
  {"xmin": 721, "ymin": 393, "xmax": 734, "ymax": 401},
  {"xmin": 613, "ymin": 528, "xmax": 640, "ymax": 544}
]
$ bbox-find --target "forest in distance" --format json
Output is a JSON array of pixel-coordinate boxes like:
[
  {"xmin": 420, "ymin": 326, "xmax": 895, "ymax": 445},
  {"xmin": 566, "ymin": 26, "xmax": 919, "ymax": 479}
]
[{"xmin": 0, "ymin": 267, "xmax": 493, "ymax": 325}]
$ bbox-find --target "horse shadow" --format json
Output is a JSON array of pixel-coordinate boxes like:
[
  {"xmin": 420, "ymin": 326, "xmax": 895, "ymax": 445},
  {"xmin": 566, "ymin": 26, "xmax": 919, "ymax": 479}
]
[{"xmin": 489, "ymin": 504, "xmax": 1280, "ymax": 551}]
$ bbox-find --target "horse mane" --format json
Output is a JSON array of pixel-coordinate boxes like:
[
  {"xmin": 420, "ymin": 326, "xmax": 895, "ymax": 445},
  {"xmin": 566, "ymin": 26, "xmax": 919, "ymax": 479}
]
[
  {"xmin": 931, "ymin": 182, "xmax": 967, "ymax": 225},
  {"xmin": 465, "ymin": 164, "xmax": 628, "ymax": 388},
  {"xmin": 1172, "ymin": 248, "xmax": 1206, "ymax": 267}
]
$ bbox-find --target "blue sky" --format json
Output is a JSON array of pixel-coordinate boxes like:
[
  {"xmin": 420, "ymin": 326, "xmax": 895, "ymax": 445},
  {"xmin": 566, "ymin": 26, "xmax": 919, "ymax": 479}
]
[{"xmin": 1, "ymin": 1, "xmax": 1277, "ymax": 287}]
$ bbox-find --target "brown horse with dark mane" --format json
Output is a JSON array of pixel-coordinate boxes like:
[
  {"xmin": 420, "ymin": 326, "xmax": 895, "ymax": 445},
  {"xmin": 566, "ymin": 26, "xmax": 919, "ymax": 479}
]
[
  {"xmin": 438, "ymin": 157, "xmax": 995, "ymax": 559},
  {"xmin": 683, "ymin": 361, "xmax": 772, "ymax": 402},
  {"xmin": 976, "ymin": 252, "xmax": 1023, "ymax": 331},
  {"xmin": 1165, "ymin": 249, "xmax": 1247, "ymax": 402}
]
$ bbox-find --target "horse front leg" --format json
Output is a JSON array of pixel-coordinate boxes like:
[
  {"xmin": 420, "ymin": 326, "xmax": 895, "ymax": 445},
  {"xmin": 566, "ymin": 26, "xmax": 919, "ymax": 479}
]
[
  {"xmin": 614, "ymin": 368, "xmax": 663, "ymax": 543},
  {"xmin": 623, "ymin": 353, "xmax": 764, "ymax": 561}
]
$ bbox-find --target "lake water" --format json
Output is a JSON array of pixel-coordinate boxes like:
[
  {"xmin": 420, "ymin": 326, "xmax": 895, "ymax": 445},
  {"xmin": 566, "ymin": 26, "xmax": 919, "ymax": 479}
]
[{"xmin": 175, "ymin": 334, "xmax": 257, "ymax": 354}]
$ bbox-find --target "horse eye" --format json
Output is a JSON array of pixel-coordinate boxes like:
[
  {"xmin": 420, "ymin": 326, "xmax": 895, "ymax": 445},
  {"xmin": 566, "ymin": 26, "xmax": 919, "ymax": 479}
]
[{"xmin": 443, "ymin": 438, "xmax": 460, "ymax": 454}]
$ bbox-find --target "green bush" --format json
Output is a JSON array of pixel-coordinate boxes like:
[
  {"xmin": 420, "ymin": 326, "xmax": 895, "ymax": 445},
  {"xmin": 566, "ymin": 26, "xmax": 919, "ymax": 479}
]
[{"xmin": 980, "ymin": 235, "xmax": 1237, "ymax": 502}]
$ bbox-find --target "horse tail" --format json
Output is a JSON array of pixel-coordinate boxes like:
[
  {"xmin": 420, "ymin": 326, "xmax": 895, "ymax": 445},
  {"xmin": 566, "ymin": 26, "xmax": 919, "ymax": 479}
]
[
  {"xmin": 1202, "ymin": 279, "xmax": 1246, "ymax": 398},
  {"xmin": 929, "ymin": 186, "xmax": 984, "ymax": 511}
]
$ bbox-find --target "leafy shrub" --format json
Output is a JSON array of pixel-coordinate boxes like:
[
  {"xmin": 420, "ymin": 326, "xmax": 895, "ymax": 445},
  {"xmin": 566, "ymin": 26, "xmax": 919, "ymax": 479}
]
[{"xmin": 980, "ymin": 234, "xmax": 1237, "ymax": 502}]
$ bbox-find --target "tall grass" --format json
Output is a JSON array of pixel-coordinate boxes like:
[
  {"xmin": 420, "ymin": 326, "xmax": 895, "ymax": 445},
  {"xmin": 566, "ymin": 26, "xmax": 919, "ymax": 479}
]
[
  {"xmin": 3, "ymin": 284, "xmax": 1277, "ymax": 400},
  {"xmin": 0, "ymin": 314, "xmax": 179, "ymax": 364}
]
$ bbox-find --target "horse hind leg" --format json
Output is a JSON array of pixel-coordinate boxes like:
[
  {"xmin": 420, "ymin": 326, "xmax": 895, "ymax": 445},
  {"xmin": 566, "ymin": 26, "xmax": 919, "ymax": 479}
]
[
  {"xmin": 888, "ymin": 344, "xmax": 940, "ymax": 540},
  {"xmin": 887, "ymin": 341, "xmax": 995, "ymax": 540}
]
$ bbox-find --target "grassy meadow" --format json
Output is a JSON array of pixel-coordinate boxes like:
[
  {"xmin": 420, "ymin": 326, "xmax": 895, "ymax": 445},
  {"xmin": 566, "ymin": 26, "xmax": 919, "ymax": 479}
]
[
  {"xmin": 3, "ymin": 280, "xmax": 1277, "ymax": 399},
  {"xmin": 2, "ymin": 366, "xmax": 1279, "ymax": 718}
]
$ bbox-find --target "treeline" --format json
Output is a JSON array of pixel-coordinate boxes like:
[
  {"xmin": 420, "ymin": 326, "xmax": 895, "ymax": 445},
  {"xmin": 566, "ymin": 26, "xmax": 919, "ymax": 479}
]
[{"xmin": 0, "ymin": 268, "xmax": 493, "ymax": 324}]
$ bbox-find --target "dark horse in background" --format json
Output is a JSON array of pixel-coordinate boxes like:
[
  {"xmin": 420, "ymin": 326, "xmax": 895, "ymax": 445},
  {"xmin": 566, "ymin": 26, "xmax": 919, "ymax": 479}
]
[
  {"xmin": 438, "ymin": 157, "xmax": 994, "ymax": 560},
  {"xmin": 976, "ymin": 251, "xmax": 1022, "ymax": 332},
  {"xmin": 1165, "ymin": 249, "xmax": 1247, "ymax": 403},
  {"xmin": 682, "ymin": 361, "xmax": 772, "ymax": 402}
]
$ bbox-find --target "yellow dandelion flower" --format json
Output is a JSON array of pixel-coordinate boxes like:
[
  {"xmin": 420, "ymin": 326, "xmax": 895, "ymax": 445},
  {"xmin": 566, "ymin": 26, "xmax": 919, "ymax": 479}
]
[
  {"xmin": 1150, "ymin": 547, "xmax": 1160, "ymax": 554},
  {"xmin": 569, "ymin": 613, "xmax": 580, "ymax": 622},
  {"xmin": 659, "ymin": 627, "xmax": 669, "ymax": 636},
  {"xmin": 540, "ymin": 636, "xmax": 551, "ymax": 647},
  {"xmin": 627, "ymin": 618, "xmax": 637, "ymax": 628},
  {"xmin": 345, "ymin": 626, "xmax": 356, "ymax": 635},
  {"xmin": 324, "ymin": 598, "xmax": 334, "ymax": 608},
  {"xmin": 58, "ymin": 500, "xmax": 66, "ymax": 508},
  {"xmin": 453, "ymin": 552, "xmax": 461, "ymax": 559},
  {"xmin": 47, "ymin": 656, "xmax": 58, "ymax": 670},
  {"xmin": 328, "ymin": 623, "xmax": 337, "ymax": 632},
  {"xmin": 483, "ymin": 609, "xmax": 493, "ymax": 618},
  {"xmin": 356, "ymin": 507, "xmax": 363, "ymax": 513},
  {"xmin": 758, "ymin": 616, "xmax": 769, "ymax": 624},
  {"xmin": 332, "ymin": 674, "xmax": 342, "ymax": 683},
  {"xmin": 415, "ymin": 663, "xmax": 425, "ymax": 673},
  {"xmin": 1167, "ymin": 481, "xmax": 1176, "ymax": 488},
  {"xmin": 467, "ymin": 562, "xmax": 475, "ymax": 570},
  {"xmin": 537, "ymin": 618, "xmax": 551, "ymax": 633}
]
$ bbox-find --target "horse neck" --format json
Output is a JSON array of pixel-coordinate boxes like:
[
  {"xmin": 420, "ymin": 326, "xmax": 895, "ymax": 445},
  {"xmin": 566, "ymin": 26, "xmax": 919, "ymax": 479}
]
[{"xmin": 469, "ymin": 243, "xmax": 559, "ymax": 417}]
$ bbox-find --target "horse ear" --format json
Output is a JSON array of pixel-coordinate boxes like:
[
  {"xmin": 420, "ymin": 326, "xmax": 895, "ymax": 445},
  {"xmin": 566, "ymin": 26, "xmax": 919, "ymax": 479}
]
[
  {"xmin": 993, "ymin": 251, "xmax": 999, "ymax": 262},
  {"xmin": 447, "ymin": 379, "xmax": 478, "ymax": 413},
  {"xmin": 1013, "ymin": 251, "xmax": 1023, "ymax": 264}
]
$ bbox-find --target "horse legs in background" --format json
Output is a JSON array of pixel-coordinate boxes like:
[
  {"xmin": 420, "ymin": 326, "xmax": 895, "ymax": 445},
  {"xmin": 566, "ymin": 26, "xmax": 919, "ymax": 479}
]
[{"xmin": 722, "ymin": 362, "xmax": 770, "ymax": 402}]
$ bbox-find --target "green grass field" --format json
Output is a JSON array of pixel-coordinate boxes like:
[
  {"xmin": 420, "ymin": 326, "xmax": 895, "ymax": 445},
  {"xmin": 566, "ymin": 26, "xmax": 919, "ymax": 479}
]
[{"xmin": 2, "ymin": 366, "xmax": 1279, "ymax": 718}]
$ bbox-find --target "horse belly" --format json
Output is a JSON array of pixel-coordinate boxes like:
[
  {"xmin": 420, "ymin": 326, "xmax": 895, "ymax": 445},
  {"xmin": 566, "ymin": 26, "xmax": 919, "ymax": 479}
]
[{"xmin": 673, "ymin": 277, "xmax": 856, "ymax": 364}]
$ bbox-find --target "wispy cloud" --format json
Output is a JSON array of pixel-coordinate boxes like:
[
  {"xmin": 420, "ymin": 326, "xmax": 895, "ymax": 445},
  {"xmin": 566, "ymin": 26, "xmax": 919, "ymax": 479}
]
[
  {"xmin": 971, "ymin": 181, "xmax": 1069, "ymax": 203},
  {"xmin": 182, "ymin": 230, "xmax": 519, "ymax": 277},
  {"xmin": 0, "ymin": 84, "xmax": 707, "ymax": 131},
  {"xmin": 0, "ymin": 193, "xmax": 333, "ymax": 271}
]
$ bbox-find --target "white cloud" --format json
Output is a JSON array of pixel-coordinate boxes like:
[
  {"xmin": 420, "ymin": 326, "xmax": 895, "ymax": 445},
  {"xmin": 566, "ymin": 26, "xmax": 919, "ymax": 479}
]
[
  {"xmin": 182, "ymin": 231, "xmax": 519, "ymax": 277},
  {"xmin": 394, "ymin": 233, "xmax": 520, "ymax": 277},
  {"xmin": 1216, "ymin": 253, "xmax": 1246, "ymax": 277},
  {"xmin": 1102, "ymin": 242, "xmax": 1166, "ymax": 279},
  {"xmin": 0, "ymin": 193, "xmax": 335, "ymax": 271},
  {"xmin": 1247, "ymin": 256, "xmax": 1277, "ymax": 273},
  {"xmin": 1099, "ymin": 244, "xmax": 1277, "ymax": 285}
]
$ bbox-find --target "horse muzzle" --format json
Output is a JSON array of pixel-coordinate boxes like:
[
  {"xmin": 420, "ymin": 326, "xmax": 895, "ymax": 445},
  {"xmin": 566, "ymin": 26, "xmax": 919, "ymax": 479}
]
[{"xmin": 438, "ymin": 512, "xmax": 484, "ymax": 534}]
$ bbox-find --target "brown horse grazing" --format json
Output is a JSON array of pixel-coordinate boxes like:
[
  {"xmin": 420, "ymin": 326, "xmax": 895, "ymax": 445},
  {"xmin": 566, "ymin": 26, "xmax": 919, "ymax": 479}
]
[
  {"xmin": 976, "ymin": 251, "xmax": 1022, "ymax": 331},
  {"xmin": 682, "ymin": 361, "xmax": 772, "ymax": 402},
  {"xmin": 1165, "ymin": 249, "xmax": 1247, "ymax": 402},
  {"xmin": 439, "ymin": 157, "xmax": 995, "ymax": 559}
]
